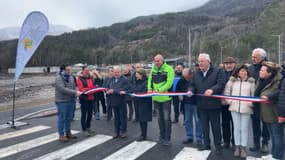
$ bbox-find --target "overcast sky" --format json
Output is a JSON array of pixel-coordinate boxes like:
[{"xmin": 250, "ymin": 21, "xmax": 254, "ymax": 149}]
[{"xmin": 0, "ymin": 0, "xmax": 209, "ymax": 30}]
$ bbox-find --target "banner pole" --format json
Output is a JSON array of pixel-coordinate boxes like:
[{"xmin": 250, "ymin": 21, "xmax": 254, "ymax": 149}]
[{"xmin": 11, "ymin": 81, "xmax": 16, "ymax": 128}]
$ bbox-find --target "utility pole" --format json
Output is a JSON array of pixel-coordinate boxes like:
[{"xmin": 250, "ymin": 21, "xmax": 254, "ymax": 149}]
[
  {"xmin": 272, "ymin": 35, "xmax": 281, "ymax": 65},
  {"xmin": 220, "ymin": 45, "xmax": 226, "ymax": 64},
  {"xmin": 188, "ymin": 28, "xmax": 191, "ymax": 67}
]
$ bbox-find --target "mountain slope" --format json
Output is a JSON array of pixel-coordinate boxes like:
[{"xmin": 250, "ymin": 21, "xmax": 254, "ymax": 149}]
[
  {"xmin": 0, "ymin": 25, "xmax": 73, "ymax": 41},
  {"xmin": 0, "ymin": 0, "xmax": 283, "ymax": 71}
]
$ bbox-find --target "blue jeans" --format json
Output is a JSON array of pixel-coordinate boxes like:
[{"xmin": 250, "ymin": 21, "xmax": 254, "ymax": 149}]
[
  {"xmin": 231, "ymin": 112, "xmax": 251, "ymax": 147},
  {"xmin": 56, "ymin": 101, "xmax": 75, "ymax": 136},
  {"xmin": 184, "ymin": 103, "xmax": 202, "ymax": 141},
  {"xmin": 266, "ymin": 122, "xmax": 284, "ymax": 160}
]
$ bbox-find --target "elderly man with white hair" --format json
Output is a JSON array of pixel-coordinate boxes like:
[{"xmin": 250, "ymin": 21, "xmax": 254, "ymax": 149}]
[
  {"xmin": 105, "ymin": 66, "xmax": 131, "ymax": 138},
  {"xmin": 248, "ymin": 48, "xmax": 270, "ymax": 153},
  {"xmin": 189, "ymin": 53, "xmax": 225, "ymax": 155}
]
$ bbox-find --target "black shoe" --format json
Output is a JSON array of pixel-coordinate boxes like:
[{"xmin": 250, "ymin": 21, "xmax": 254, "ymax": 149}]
[
  {"xmin": 249, "ymin": 145, "xmax": 260, "ymax": 152},
  {"xmin": 196, "ymin": 140, "xmax": 203, "ymax": 148},
  {"xmin": 215, "ymin": 146, "xmax": 222, "ymax": 155},
  {"xmin": 222, "ymin": 143, "xmax": 230, "ymax": 149},
  {"xmin": 172, "ymin": 119, "xmax": 178, "ymax": 123},
  {"xmin": 198, "ymin": 144, "xmax": 211, "ymax": 151},
  {"xmin": 182, "ymin": 139, "xmax": 193, "ymax": 144},
  {"xmin": 162, "ymin": 140, "xmax": 171, "ymax": 146},
  {"xmin": 260, "ymin": 144, "xmax": 269, "ymax": 153},
  {"xmin": 137, "ymin": 136, "xmax": 146, "ymax": 141}
]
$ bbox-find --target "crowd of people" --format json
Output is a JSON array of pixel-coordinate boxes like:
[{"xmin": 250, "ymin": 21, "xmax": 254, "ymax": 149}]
[{"xmin": 54, "ymin": 49, "xmax": 285, "ymax": 160}]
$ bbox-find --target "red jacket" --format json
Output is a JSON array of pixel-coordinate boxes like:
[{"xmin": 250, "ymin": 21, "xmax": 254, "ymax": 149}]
[{"xmin": 77, "ymin": 76, "xmax": 95, "ymax": 101}]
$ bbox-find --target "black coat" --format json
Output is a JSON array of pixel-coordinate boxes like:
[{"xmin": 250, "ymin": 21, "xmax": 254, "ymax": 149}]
[
  {"xmin": 94, "ymin": 78, "xmax": 105, "ymax": 100},
  {"xmin": 190, "ymin": 66, "xmax": 225, "ymax": 110},
  {"xmin": 176, "ymin": 77, "xmax": 196, "ymax": 104},
  {"xmin": 278, "ymin": 79, "xmax": 285, "ymax": 117},
  {"xmin": 132, "ymin": 78, "xmax": 152, "ymax": 122},
  {"xmin": 106, "ymin": 76, "xmax": 130, "ymax": 107}
]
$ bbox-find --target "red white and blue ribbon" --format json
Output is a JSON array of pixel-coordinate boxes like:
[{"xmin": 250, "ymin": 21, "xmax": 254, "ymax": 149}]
[
  {"xmin": 83, "ymin": 87, "xmax": 107, "ymax": 94},
  {"xmin": 129, "ymin": 92, "xmax": 269, "ymax": 103},
  {"xmin": 83, "ymin": 88, "xmax": 269, "ymax": 103}
]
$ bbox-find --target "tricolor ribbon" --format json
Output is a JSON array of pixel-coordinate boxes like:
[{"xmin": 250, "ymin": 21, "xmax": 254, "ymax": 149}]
[
  {"xmin": 83, "ymin": 88, "xmax": 269, "ymax": 103},
  {"xmin": 83, "ymin": 87, "xmax": 107, "ymax": 94},
  {"xmin": 129, "ymin": 92, "xmax": 269, "ymax": 103}
]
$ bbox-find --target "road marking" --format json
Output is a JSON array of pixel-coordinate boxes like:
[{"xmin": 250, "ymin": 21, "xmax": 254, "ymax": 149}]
[
  {"xmin": 34, "ymin": 134, "xmax": 112, "ymax": 160},
  {"xmin": 0, "ymin": 125, "xmax": 50, "ymax": 141},
  {"xmin": 173, "ymin": 147, "xmax": 211, "ymax": 160},
  {"xmin": 247, "ymin": 157, "xmax": 262, "ymax": 160},
  {"xmin": 0, "ymin": 130, "xmax": 79, "ymax": 159},
  {"xmin": 103, "ymin": 140, "xmax": 157, "ymax": 160}
]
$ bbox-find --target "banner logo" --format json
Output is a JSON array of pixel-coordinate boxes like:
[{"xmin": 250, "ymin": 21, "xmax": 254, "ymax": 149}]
[{"xmin": 23, "ymin": 38, "xmax": 33, "ymax": 49}]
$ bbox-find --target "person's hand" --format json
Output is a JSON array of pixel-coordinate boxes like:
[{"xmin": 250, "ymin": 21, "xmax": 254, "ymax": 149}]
[
  {"xmin": 119, "ymin": 91, "xmax": 126, "ymax": 95},
  {"xmin": 187, "ymin": 91, "xmax": 193, "ymax": 97},
  {"xmin": 204, "ymin": 89, "xmax": 213, "ymax": 96},
  {"xmin": 106, "ymin": 89, "xmax": 114, "ymax": 94},
  {"xmin": 76, "ymin": 91, "xmax": 82, "ymax": 97},
  {"xmin": 261, "ymin": 96, "xmax": 269, "ymax": 101},
  {"xmin": 278, "ymin": 117, "xmax": 285, "ymax": 123}
]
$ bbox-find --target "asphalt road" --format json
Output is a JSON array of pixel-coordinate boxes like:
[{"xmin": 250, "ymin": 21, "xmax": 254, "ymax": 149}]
[{"xmin": 0, "ymin": 103, "xmax": 274, "ymax": 160}]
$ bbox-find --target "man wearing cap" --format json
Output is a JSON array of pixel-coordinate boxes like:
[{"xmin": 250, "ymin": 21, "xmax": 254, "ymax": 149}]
[{"xmin": 221, "ymin": 57, "xmax": 236, "ymax": 148}]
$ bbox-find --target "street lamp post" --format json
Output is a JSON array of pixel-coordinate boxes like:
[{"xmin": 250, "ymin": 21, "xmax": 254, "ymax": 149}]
[
  {"xmin": 272, "ymin": 34, "xmax": 281, "ymax": 65},
  {"xmin": 188, "ymin": 28, "xmax": 191, "ymax": 67},
  {"xmin": 220, "ymin": 45, "xmax": 226, "ymax": 64}
]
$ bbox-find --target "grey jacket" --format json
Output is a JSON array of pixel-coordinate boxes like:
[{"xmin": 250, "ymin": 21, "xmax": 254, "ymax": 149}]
[{"xmin": 55, "ymin": 73, "xmax": 77, "ymax": 103}]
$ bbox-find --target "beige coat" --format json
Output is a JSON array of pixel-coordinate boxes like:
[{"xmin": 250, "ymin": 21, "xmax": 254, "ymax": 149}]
[{"xmin": 224, "ymin": 76, "xmax": 255, "ymax": 114}]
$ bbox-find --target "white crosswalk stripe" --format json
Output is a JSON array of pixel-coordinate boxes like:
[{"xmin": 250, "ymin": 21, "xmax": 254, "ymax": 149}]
[
  {"xmin": 102, "ymin": 140, "xmax": 157, "ymax": 160},
  {"xmin": 0, "ymin": 125, "xmax": 264, "ymax": 160},
  {"xmin": 173, "ymin": 147, "xmax": 211, "ymax": 160},
  {"xmin": 0, "ymin": 125, "xmax": 50, "ymax": 141},
  {"xmin": 34, "ymin": 134, "xmax": 112, "ymax": 160},
  {"xmin": 0, "ymin": 130, "xmax": 79, "ymax": 159}
]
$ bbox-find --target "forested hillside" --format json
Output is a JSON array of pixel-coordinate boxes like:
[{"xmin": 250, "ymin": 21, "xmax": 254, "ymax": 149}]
[{"xmin": 0, "ymin": 0, "xmax": 284, "ymax": 72}]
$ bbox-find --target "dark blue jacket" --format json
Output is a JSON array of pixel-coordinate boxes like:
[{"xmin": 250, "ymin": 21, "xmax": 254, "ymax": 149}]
[
  {"xmin": 106, "ymin": 76, "xmax": 130, "ymax": 106},
  {"xmin": 176, "ymin": 77, "xmax": 196, "ymax": 104},
  {"xmin": 190, "ymin": 65, "xmax": 225, "ymax": 110}
]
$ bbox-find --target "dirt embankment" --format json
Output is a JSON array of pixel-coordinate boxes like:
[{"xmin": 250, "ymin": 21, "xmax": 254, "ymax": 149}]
[{"xmin": 0, "ymin": 74, "xmax": 55, "ymax": 111}]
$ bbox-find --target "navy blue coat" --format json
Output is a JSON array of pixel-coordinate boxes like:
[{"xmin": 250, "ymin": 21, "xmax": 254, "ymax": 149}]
[
  {"xmin": 132, "ymin": 78, "xmax": 152, "ymax": 122},
  {"xmin": 106, "ymin": 76, "xmax": 130, "ymax": 107},
  {"xmin": 190, "ymin": 66, "xmax": 225, "ymax": 110}
]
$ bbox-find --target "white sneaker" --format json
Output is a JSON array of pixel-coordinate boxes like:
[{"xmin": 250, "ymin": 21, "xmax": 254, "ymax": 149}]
[{"xmin": 261, "ymin": 154, "xmax": 272, "ymax": 160}]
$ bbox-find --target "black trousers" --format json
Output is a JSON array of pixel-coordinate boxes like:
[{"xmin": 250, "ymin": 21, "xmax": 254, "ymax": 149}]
[
  {"xmin": 106, "ymin": 97, "xmax": 113, "ymax": 120},
  {"xmin": 199, "ymin": 108, "xmax": 222, "ymax": 146},
  {"xmin": 126, "ymin": 100, "xmax": 133, "ymax": 120},
  {"xmin": 172, "ymin": 97, "xmax": 180, "ymax": 120},
  {"xmin": 140, "ymin": 122, "xmax": 148, "ymax": 138},
  {"xmin": 222, "ymin": 105, "xmax": 235, "ymax": 145},
  {"xmin": 251, "ymin": 105, "xmax": 270, "ymax": 146},
  {"xmin": 96, "ymin": 96, "xmax": 107, "ymax": 114},
  {"xmin": 80, "ymin": 100, "xmax": 94, "ymax": 131},
  {"xmin": 112, "ymin": 104, "xmax": 127, "ymax": 134}
]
